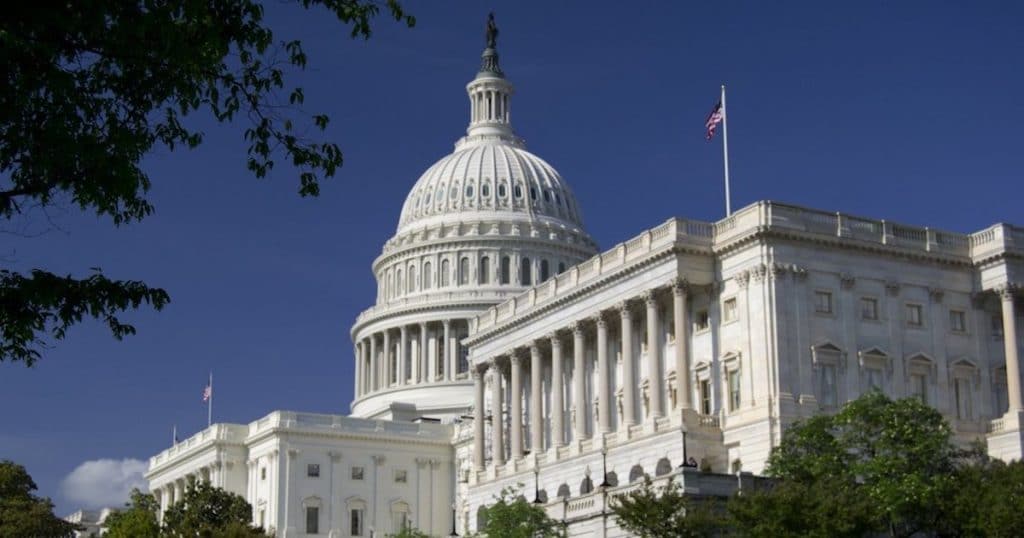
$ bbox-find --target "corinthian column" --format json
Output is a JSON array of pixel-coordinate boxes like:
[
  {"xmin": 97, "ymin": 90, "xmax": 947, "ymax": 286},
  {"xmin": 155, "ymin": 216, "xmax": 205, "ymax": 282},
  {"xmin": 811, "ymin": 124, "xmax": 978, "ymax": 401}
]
[
  {"xmin": 529, "ymin": 344, "xmax": 543, "ymax": 453},
  {"xmin": 509, "ymin": 354, "xmax": 524, "ymax": 460},
  {"xmin": 382, "ymin": 329, "xmax": 392, "ymax": 387},
  {"xmin": 645, "ymin": 291, "xmax": 664, "ymax": 419},
  {"xmin": 369, "ymin": 335, "xmax": 378, "ymax": 391},
  {"xmin": 620, "ymin": 303, "xmax": 636, "ymax": 427},
  {"xmin": 999, "ymin": 285, "xmax": 1022, "ymax": 413},
  {"xmin": 490, "ymin": 363, "xmax": 505, "ymax": 466},
  {"xmin": 673, "ymin": 279, "xmax": 692, "ymax": 411},
  {"xmin": 551, "ymin": 335, "xmax": 565, "ymax": 448},
  {"xmin": 473, "ymin": 369, "xmax": 485, "ymax": 470},
  {"xmin": 572, "ymin": 323, "xmax": 588, "ymax": 441},
  {"xmin": 399, "ymin": 325, "xmax": 408, "ymax": 385},
  {"xmin": 596, "ymin": 314, "xmax": 610, "ymax": 433}
]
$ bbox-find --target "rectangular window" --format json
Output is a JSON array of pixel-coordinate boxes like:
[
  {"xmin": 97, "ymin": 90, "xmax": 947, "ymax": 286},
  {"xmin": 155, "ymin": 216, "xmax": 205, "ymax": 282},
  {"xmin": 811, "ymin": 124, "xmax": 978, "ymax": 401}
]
[
  {"xmin": 666, "ymin": 309, "xmax": 676, "ymax": 341},
  {"xmin": 260, "ymin": 467, "xmax": 266, "ymax": 481},
  {"xmin": 393, "ymin": 512, "xmax": 409, "ymax": 532},
  {"xmin": 395, "ymin": 469, "xmax": 408, "ymax": 484},
  {"xmin": 306, "ymin": 506, "xmax": 319, "ymax": 534},
  {"xmin": 307, "ymin": 463, "xmax": 320, "ymax": 478},
  {"xmin": 695, "ymin": 310, "xmax": 710, "ymax": 331},
  {"xmin": 911, "ymin": 373, "xmax": 927, "ymax": 404},
  {"xmin": 906, "ymin": 304, "xmax": 924, "ymax": 327},
  {"xmin": 351, "ymin": 509, "xmax": 365, "ymax": 536},
  {"xmin": 949, "ymin": 310, "xmax": 966, "ymax": 333},
  {"xmin": 820, "ymin": 364, "xmax": 837, "ymax": 407},
  {"xmin": 954, "ymin": 377, "xmax": 972, "ymax": 420},
  {"xmin": 699, "ymin": 379, "xmax": 712, "ymax": 415},
  {"xmin": 995, "ymin": 383, "xmax": 1009, "ymax": 416},
  {"xmin": 814, "ymin": 291, "xmax": 833, "ymax": 314},
  {"xmin": 727, "ymin": 370, "xmax": 741, "ymax": 412},
  {"xmin": 723, "ymin": 298, "xmax": 738, "ymax": 322},
  {"xmin": 860, "ymin": 297, "xmax": 878, "ymax": 320},
  {"xmin": 865, "ymin": 367, "xmax": 883, "ymax": 391},
  {"xmin": 351, "ymin": 466, "xmax": 364, "ymax": 481}
]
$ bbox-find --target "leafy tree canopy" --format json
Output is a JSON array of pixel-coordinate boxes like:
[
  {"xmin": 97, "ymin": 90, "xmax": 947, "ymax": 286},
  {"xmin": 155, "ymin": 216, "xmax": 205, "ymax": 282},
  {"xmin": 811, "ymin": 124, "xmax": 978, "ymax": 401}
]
[
  {"xmin": 103, "ymin": 488, "xmax": 160, "ymax": 538},
  {"xmin": 0, "ymin": 460, "xmax": 79, "ymax": 538},
  {"xmin": 161, "ymin": 479, "xmax": 268, "ymax": 537},
  {"xmin": 473, "ymin": 486, "xmax": 565, "ymax": 538},
  {"xmin": 610, "ymin": 475, "xmax": 724, "ymax": 538},
  {"xmin": 0, "ymin": 0, "xmax": 414, "ymax": 365}
]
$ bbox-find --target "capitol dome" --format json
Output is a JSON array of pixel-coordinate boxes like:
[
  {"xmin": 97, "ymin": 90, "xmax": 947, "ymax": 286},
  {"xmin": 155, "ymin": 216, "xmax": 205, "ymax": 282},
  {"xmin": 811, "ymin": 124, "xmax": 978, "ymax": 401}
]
[
  {"xmin": 396, "ymin": 139, "xmax": 587, "ymax": 235},
  {"xmin": 349, "ymin": 22, "xmax": 598, "ymax": 421}
]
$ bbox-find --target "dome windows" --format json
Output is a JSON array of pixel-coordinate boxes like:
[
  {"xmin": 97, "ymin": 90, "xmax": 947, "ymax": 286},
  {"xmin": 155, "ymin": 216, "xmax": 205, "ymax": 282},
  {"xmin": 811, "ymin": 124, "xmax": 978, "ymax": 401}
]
[
  {"xmin": 513, "ymin": 184, "xmax": 523, "ymax": 199},
  {"xmin": 520, "ymin": 257, "xmax": 532, "ymax": 286},
  {"xmin": 500, "ymin": 256, "xmax": 511, "ymax": 284},
  {"xmin": 543, "ymin": 190, "xmax": 551, "ymax": 203},
  {"xmin": 530, "ymin": 187, "xmax": 538, "ymax": 201},
  {"xmin": 481, "ymin": 182, "xmax": 491, "ymax": 198},
  {"xmin": 465, "ymin": 184, "xmax": 475, "ymax": 198},
  {"xmin": 498, "ymin": 184, "xmax": 507, "ymax": 198},
  {"xmin": 450, "ymin": 185, "xmax": 459, "ymax": 200}
]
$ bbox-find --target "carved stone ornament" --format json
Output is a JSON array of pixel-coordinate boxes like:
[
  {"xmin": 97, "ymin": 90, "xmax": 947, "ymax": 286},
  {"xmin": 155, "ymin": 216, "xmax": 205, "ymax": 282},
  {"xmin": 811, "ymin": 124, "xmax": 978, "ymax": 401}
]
[
  {"xmin": 790, "ymin": 265, "xmax": 809, "ymax": 281},
  {"xmin": 995, "ymin": 283, "xmax": 1021, "ymax": 301},
  {"xmin": 751, "ymin": 264, "xmax": 769, "ymax": 283},
  {"xmin": 642, "ymin": 289, "xmax": 658, "ymax": 306},
  {"xmin": 671, "ymin": 277, "xmax": 690, "ymax": 295},
  {"xmin": 735, "ymin": 270, "xmax": 752, "ymax": 289},
  {"xmin": 885, "ymin": 280, "xmax": 901, "ymax": 296},
  {"xmin": 840, "ymin": 273, "xmax": 855, "ymax": 290},
  {"xmin": 928, "ymin": 287, "xmax": 945, "ymax": 304}
]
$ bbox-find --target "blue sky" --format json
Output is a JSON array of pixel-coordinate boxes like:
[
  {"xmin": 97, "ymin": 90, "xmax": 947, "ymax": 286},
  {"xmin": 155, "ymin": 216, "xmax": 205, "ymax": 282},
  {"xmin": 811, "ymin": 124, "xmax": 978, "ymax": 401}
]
[{"xmin": 2, "ymin": 1, "xmax": 1022, "ymax": 515}]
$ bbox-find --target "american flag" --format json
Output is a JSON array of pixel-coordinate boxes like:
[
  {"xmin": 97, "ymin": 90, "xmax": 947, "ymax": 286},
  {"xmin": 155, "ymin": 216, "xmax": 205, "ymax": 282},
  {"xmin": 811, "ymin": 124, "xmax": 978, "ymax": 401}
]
[
  {"xmin": 705, "ymin": 100, "xmax": 724, "ymax": 141},
  {"xmin": 202, "ymin": 383, "xmax": 212, "ymax": 402}
]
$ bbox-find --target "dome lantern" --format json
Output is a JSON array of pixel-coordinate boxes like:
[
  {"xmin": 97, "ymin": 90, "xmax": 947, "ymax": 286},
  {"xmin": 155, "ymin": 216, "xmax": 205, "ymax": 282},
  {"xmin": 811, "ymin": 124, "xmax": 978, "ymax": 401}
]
[{"xmin": 460, "ymin": 13, "xmax": 520, "ymax": 149}]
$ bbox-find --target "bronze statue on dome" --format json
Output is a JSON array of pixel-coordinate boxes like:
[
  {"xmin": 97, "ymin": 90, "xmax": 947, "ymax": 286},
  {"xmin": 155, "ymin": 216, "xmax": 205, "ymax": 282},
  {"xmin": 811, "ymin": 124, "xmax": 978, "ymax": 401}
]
[{"xmin": 485, "ymin": 12, "xmax": 499, "ymax": 49}]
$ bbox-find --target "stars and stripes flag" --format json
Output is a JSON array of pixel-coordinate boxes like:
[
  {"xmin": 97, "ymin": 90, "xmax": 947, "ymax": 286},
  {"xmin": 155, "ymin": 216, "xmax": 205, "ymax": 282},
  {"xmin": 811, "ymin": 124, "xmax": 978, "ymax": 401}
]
[
  {"xmin": 705, "ymin": 100, "xmax": 724, "ymax": 141},
  {"xmin": 202, "ymin": 383, "xmax": 212, "ymax": 402}
]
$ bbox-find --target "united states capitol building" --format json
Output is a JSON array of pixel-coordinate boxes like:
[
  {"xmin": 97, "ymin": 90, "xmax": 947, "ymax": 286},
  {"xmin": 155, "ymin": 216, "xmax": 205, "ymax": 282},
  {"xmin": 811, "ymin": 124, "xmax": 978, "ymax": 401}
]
[{"xmin": 145, "ymin": 21, "xmax": 1024, "ymax": 538}]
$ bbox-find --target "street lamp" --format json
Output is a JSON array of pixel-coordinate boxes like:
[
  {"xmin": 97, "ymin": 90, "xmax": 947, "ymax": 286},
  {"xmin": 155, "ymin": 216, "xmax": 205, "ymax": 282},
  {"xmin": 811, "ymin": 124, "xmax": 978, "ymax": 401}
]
[
  {"xmin": 449, "ymin": 503, "xmax": 458, "ymax": 536},
  {"xmin": 677, "ymin": 423, "xmax": 693, "ymax": 469},
  {"xmin": 532, "ymin": 465, "xmax": 544, "ymax": 504},
  {"xmin": 598, "ymin": 446, "xmax": 610, "ymax": 488}
]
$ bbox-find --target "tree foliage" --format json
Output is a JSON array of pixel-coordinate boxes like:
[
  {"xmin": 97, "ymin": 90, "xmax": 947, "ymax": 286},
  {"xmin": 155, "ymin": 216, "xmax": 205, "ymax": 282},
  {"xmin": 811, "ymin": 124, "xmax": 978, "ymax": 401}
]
[
  {"xmin": 0, "ymin": 460, "xmax": 79, "ymax": 538},
  {"xmin": 0, "ymin": 0, "xmax": 414, "ymax": 365},
  {"xmin": 161, "ymin": 479, "xmax": 268, "ymax": 537},
  {"xmin": 728, "ymin": 391, "xmax": 984, "ymax": 537},
  {"xmin": 473, "ymin": 486, "xmax": 565, "ymax": 538},
  {"xmin": 103, "ymin": 488, "xmax": 160, "ymax": 538},
  {"xmin": 610, "ymin": 475, "xmax": 724, "ymax": 538}
]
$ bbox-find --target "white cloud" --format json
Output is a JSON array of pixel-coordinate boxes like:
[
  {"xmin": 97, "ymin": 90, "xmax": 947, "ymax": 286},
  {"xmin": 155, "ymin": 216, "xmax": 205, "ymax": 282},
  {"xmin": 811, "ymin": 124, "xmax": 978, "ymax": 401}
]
[{"xmin": 60, "ymin": 458, "xmax": 149, "ymax": 509}]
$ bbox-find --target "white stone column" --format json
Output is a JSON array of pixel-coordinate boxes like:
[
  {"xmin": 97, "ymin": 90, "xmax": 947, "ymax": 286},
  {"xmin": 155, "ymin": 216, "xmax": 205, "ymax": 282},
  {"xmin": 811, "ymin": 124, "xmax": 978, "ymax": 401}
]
[
  {"xmin": 999, "ymin": 285, "xmax": 1022, "ymax": 413},
  {"xmin": 473, "ymin": 368, "xmax": 486, "ymax": 470},
  {"xmin": 418, "ymin": 322, "xmax": 428, "ymax": 383},
  {"xmin": 443, "ymin": 320, "xmax": 453, "ymax": 381},
  {"xmin": 673, "ymin": 279, "xmax": 692, "ymax": 410},
  {"xmin": 620, "ymin": 303, "xmax": 636, "ymax": 427},
  {"xmin": 572, "ymin": 323, "xmax": 588, "ymax": 441},
  {"xmin": 354, "ymin": 342, "xmax": 362, "ymax": 397},
  {"xmin": 369, "ymin": 335, "xmax": 378, "ymax": 391},
  {"xmin": 491, "ymin": 363, "xmax": 505, "ymax": 466},
  {"xmin": 510, "ymin": 354, "xmax": 523, "ymax": 460},
  {"xmin": 383, "ymin": 330, "xmax": 392, "ymax": 387},
  {"xmin": 551, "ymin": 334, "xmax": 565, "ymax": 448},
  {"xmin": 399, "ymin": 325, "xmax": 408, "ymax": 385},
  {"xmin": 530, "ymin": 343, "xmax": 543, "ymax": 452},
  {"xmin": 645, "ymin": 290, "xmax": 664, "ymax": 419},
  {"xmin": 596, "ymin": 314, "xmax": 610, "ymax": 433}
]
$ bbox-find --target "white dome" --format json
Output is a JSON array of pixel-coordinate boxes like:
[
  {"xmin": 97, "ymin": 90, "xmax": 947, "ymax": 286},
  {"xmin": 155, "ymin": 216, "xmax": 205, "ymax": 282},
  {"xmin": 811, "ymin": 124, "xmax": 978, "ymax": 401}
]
[{"xmin": 396, "ymin": 143, "xmax": 586, "ymax": 235}]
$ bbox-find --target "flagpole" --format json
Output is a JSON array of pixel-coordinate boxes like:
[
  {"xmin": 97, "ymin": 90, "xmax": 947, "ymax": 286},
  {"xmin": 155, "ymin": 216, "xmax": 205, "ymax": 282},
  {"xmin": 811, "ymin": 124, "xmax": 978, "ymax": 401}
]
[
  {"xmin": 207, "ymin": 371, "xmax": 213, "ymax": 427},
  {"xmin": 172, "ymin": 424, "xmax": 177, "ymax": 445},
  {"xmin": 721, "ymin": 84, "xmax": 732, "ymax": 217}
]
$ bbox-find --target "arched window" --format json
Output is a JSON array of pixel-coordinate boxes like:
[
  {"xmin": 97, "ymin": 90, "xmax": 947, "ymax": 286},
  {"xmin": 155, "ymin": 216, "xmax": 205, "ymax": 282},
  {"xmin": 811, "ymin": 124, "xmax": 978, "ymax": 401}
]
[
  {"xmin": 629, "ymin": 465, "xmax": 645, "ymax": 483},
  {"xmin": 396, "ymin": 269, "xmax": 403, "ymax": 296},
  {"xmin": 476, "ymin": 505, "xmax": 488, "ymax": 530},
  {"xmin": 500, "ymin": 256, "xmax": 511, "ymax": 285},
  {"xmin": 459, "ymin": 257, "xmax": 470, "ymax": 286},
  {"xmin": 539, "ymin": 260, "xmax": 550, "ymax": 282},
  {"xmin": 558, "ymin": 262, "xmax": 566, "ymax": 274},
  {"xmin": 656, "ymin": 458, "xmax": 672, "ymax": 476},
  {"xmin": 520, "ymin": 257, "xmax": 531, "ymax": 286},
  {"xmin": 579, "ymin": 476, "xmax": 593, "ymax": 495},
  {"xmin": 440, "ymin": 259, "xmax": 450, "ymax": 287},
  {"xmin": 480, "ymin": 257, "xmax": 490, "ymax": 284},
  {"xmin": 423, "ymin": 262, "xmax": 432, "ymax": 290},
  {"xmin": 407, "ymin": 266, "xmax": 416, "ymax": 293},
  {"xmin": 604, "ymin": 471, "xmax": 619, "ymax": 487},
  {"xmin": 556, "ymin": 484, "xmax": 571, "ymax": 499}
]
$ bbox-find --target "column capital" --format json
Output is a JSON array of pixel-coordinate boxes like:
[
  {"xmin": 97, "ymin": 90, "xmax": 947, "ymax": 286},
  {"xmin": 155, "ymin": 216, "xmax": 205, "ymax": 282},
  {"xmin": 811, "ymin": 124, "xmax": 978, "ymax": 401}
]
[
  {"xmin": 400, "ymin": 325, "xmax": 408, "ymax": 335},
  {"xmin": 593, "ymin": 313, "xmax": 608, "ymax": 329},
  {"xmin": 642, "ymin": 289, "xmax": 659, "ymax": 306},
  {"xmin": 618, "ymin": 301, "xmax": 633, "ymax": 319},
  {"xmin": 472, "ymin": 367, "xmax": 484, "ymax": 381},
  {"xmin": 671, "ymin": 277, "xmax": 689, "ymax": 295},
  {"xmin": 372, "ymin": 454, "xmax": 386, "ymax": 466},
  {"xmin": 328, "ymin": 451, "xmax": 342, "ymax": 462},
  {"xmin": 443, "ymin": 318, "xmax": 452, "ymax": 329},
  {"xmin": 549, "ymin": 334, "xmax": 562, "ymax": 348},
  {"xmin": 570, "ymin": 322, "xmax": 585, "ymax": 336},
  {"xmin": 529, "ymin": 342, "xmax": 541, "ymax": 356},
  {"xmin": 510, "ymin": 353, "xmax": 522, "ymax": 366},
  {"xmin": 995, "ymin": 283, "xmax": 1021, "ymax": 300}
]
